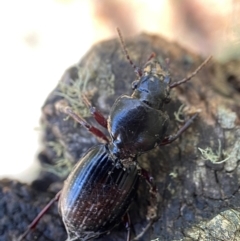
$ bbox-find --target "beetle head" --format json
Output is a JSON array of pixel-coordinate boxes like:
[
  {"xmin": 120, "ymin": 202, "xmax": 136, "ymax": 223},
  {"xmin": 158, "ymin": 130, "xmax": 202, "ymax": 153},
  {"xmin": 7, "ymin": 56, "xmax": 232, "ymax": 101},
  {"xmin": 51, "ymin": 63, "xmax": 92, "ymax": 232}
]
[{"xmin": 131, "ymin": 60, "xmax": 171, "ymax": 109}]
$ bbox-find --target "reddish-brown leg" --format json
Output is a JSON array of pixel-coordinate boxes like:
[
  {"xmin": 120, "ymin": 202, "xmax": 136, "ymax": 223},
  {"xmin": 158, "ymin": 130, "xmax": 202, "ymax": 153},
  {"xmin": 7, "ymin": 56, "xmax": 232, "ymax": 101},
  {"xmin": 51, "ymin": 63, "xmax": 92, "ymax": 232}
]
[
  {"xmin": 132, "ymin": 167, "xmax": 159, "ymax": 241},
  {"xmin": 82, "ymin": 95, "xmax": 108, "ymax": 129},
  {"xmin": 56, "ymin": 104, "xmax": 109, "ymax": 143},
  {"xmin": 18, "ymin": 191, "xmax": 61, "ymax": 241},
  {"xmin": 140, "ymin": 168, "xmax": 157, "ymax": 194},
  {"xmin": 159, "ymin": 113, "xmax": 198, "ymax": 146}
]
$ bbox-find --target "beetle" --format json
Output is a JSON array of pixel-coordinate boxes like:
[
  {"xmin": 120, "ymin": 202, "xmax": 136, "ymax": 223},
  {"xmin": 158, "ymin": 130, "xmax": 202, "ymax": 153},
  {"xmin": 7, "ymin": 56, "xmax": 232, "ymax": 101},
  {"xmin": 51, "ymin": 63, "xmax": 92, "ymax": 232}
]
[
  {"xmin": 55, "ymin": 105, "xmax": 157, "ymax": 241},
  {"xmin": 18, "ymin": 29, "xmax": 211, "ymax": 241}
]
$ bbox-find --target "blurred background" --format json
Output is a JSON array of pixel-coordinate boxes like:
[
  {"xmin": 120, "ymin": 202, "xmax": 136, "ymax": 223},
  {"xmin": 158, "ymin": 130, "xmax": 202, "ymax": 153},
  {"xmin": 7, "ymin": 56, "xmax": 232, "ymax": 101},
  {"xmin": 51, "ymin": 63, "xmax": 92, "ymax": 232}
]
[{"xmin": 0, "ymin": 0, "xmax": 239, "ymax": 182}]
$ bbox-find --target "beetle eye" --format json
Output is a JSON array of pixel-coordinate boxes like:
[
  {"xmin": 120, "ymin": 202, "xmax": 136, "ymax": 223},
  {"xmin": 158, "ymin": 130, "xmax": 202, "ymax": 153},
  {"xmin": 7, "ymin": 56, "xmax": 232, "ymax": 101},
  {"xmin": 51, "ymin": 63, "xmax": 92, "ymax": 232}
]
[
  {"xmin": 164, "ymin": 97, "xmax": 171, "ymax": 104},
  {"xmin": 164, "ymin": 76, "xmax": 171, "ymax": 85},
  {"xmin": 132, "ymin": 80, "xmax": 138, "ymax": 89}
]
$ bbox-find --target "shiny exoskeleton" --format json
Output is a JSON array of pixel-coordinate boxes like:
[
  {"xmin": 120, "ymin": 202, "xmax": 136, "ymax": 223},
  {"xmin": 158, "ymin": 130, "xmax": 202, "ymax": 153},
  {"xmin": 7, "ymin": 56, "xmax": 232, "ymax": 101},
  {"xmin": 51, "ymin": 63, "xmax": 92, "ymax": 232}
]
[
  {"xmin": 19, "ymin": 29, "xmax": 211, "ymax": 241},
  {"xmin": 109, "ymin": 61, "xmax": 170, "ymax": 159},
  {"xmin": 60, "ymin": 144, "xmax": 139, "ymax": 241}
]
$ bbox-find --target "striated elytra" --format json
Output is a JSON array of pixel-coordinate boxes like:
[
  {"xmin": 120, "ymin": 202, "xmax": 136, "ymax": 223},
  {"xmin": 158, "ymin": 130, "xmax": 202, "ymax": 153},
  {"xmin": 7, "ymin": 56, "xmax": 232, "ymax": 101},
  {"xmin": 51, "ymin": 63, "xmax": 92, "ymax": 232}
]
[{"xmin": 59, "ymin": 144, "xmax": 139, "ymax": 241}]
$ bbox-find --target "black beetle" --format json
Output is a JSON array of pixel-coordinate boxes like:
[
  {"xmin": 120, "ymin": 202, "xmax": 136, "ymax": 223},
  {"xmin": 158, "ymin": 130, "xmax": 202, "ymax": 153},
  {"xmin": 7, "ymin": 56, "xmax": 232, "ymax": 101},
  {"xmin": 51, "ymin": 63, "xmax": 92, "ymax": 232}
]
[
  {"xmin": 19, "ymin": 29, "xmax": 211, "ymax": 241},
  {"xmin": 59, "ymin": 144, "xmax": 139, "ymax": 241}
]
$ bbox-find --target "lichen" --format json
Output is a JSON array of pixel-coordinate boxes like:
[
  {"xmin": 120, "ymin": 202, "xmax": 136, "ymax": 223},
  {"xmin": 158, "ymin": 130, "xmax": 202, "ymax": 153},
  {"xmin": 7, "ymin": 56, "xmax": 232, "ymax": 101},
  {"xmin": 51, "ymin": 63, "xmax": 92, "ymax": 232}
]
[
  {"xmin": 174, "ymin": 104, "xmax": 186, "ymax": 123},
  {"xmin": 169, "ymin": 172, "xmax": 178, "ymax": 178},
  {"xmin": 198, "ymin": 139, "xmax": 231, "ymax": 164},
  {"xmin": 56, "ymin": 66, "xmax": 91, "ymax": 117},
  {"xmin": 43, "ymin": 141, "xmax": 74, "ymax": 178},
  {"xmin": 224, "ymin": 129, "xmax": 240, "ymax": 171},
  {"xmin": 217, "ymin": 106, "xmax": 237, "ymax": 129},
  {"xmin": 95, "ymin": 59, "xmax": 115, "ymax": 96},
  {"xmin": 184, "ymin": 209, "xmax": 240, "ymax": 241}
]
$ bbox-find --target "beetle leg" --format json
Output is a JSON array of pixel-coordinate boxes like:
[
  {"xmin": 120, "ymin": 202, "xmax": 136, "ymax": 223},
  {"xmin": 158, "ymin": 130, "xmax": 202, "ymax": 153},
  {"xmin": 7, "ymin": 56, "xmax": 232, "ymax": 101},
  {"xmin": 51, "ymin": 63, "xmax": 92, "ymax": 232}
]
[
  {"xmin": 133, "ymin": 168, "xmax": 159, "ymax": 241},
  {"xmin": 139, "ymin": 168, "xmax": 159, "ymax": 220},
  {"xmin": 18, "ymin": 191, "xmax": 61, "ymax": 241},
  {"xmin": 132, "ymin": 220, "xmax": 155, "ymax": 241},
  {"xmin": 56, "ymin": 102, "xmax": 110, "ymax": 143},
  {"xmin": 170, "ymin": 56, "xmax": 212, "ymax": 88},
  {"xmin": 82, "ymin": 95, "xmax": 108, "ymax": 129},
  {"xmin": 159, "ymin": 113, "xmax": 198, "ymax": 146},
  {"xmin": 122, "ymin": 212, "xmax": 131, "ymax": 241},
  {"xmin": 139, "ymin": 168, "xmax": 157, "ymax": 194}
]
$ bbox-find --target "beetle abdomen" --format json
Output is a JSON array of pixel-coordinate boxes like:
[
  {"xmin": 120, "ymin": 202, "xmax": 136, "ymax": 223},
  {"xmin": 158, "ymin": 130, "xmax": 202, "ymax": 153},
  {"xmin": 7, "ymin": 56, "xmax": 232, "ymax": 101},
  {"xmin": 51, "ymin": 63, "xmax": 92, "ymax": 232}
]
[{"xmin": 59, "ymin": 144, "xmax": 139, "ymax": 240}]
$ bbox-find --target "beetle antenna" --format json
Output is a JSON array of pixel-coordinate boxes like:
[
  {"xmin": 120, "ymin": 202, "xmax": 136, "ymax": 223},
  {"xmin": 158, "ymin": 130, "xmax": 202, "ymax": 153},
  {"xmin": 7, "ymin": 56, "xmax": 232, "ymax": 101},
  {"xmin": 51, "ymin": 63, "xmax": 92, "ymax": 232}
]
[
  {"xmin": 116, "ymin": 28, "xmax": 142, "ymax": 77},
  {"xmin": 18, "ymin": 191, "xmax": 61, "ymax": 241},
  {"xmin": 146, "ymin": 52, "xmax": 156, "ymax": 62},
  {"xmin": 170, "ymin": 56, "xmax": 212, "ymax": 88}
]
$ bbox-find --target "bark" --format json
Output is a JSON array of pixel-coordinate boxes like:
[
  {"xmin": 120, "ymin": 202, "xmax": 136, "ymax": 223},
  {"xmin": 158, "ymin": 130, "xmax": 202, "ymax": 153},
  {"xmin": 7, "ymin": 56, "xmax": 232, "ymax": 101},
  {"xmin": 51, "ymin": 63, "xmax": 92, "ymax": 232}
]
[{"xmin": 1, "ymin": 33, "xmax": 240, "ymax": 241}]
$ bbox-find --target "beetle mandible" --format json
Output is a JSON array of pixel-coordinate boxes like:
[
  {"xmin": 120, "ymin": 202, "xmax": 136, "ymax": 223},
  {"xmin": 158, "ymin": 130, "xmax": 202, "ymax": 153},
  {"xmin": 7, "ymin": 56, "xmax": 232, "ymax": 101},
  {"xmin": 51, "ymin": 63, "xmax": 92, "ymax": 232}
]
[{"xmin": 18, "ymin": 29, "xmax": 211, "ymax": 241}]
